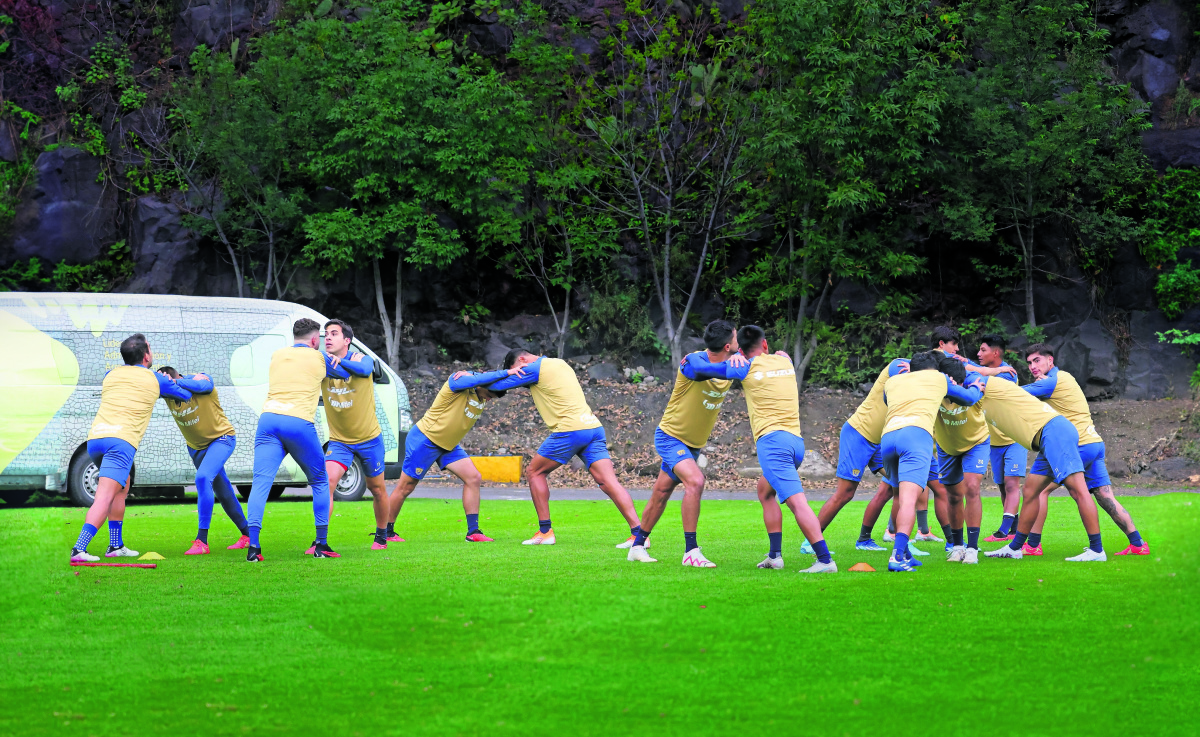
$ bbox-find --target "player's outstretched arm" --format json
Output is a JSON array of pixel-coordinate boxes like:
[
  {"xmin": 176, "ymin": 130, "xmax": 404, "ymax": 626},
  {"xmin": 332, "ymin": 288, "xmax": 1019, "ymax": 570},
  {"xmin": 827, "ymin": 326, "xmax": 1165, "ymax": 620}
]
[
  {"xmin": 1022, "ymin": 371, "xmax": 1057, "ymax": 399},
  {"xmin": 945, "ymin": 375, "xmax": 983, "ymax": 406},
  {"xmin": 156, "ymin": 371, "xmax": 193, "ymax": 402},
  {"xmin": 175, "ymin": 373, "xmax": 214, "ymax": 394},
  {"xmin": 680, "ymin": 353, "xmax": 751, "ymax": 381},
  {"xmin": 324, "ymin": 353, "xmax": 351, "ymax": 380},
  {"xmin": 485, "ymin": 362, "xmax": 541, "ymax": 391},
  {"xmin": 449, "ymin": 369, "xmax": 510, "ymax": 392},
  {"xmin": 339, "ymin": 352, "xmax": 374, "ymax": 378}
]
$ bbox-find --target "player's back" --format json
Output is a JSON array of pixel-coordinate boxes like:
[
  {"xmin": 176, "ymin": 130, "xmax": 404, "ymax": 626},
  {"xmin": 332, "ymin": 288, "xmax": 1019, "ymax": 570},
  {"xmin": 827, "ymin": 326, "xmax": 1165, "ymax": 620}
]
[
  {"xmin": 740, "ymin": 354, "xmax": 802, "ymax": 441},
  {"xmin": 659, "ymin": 353, "xmax": 733, "ymax": 447},
  {"xmin": 933, "ymin": 394, "xmax": 988, "ymax": 454},
  {"xmin": 263, "ymin": 346, "xmax": 326, "ymax": 421},
  {"xmin": 1042, "ymin": 369, "xmax": 1102, "ymax": 445},
  {"xmin": 528, "ymin": 358, "xmax": 600, "ymax": 433},
  {"xmin": 980, "ymin": 377, "xmax": 1060, "ymax": 450},
  {"xmin": 88, "ymin": 365, "xmax": 161, "ymax": 449},
  {"xmin": 882, "ymin": 370, "xmax": 948, "ymax": 436},
  {"xmin": 322, "ymin": 356, "xmax": 381, "ymax": 444},
  {"xmin": 168, "ymin": 381, "xmax": 234, "ymax": 450},
  {"xmin": 418, "ymin": 380, "xmax": 487, "ymax": 449},
  {"xmin": 846, "ymin": 361, "xmax": 905, "ymax": 443}
]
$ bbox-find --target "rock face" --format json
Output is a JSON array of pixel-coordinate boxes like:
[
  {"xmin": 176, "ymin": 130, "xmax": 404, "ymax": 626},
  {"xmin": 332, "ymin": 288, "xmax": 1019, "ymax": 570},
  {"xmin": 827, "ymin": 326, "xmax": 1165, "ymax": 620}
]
[
  {"xmin": 1123, "ymin": 310, "xmax": 1198, "ymax": 399},
  {"xmin": 7, "ymin": 147, "xmax": 117, "ymax": 266},
  {"xmin": 173, "ymin": 0, "xmax": 267, "ymax": 51},
  {"xmin": 122, "ymin": 195, "xmax": 200, "ymax": 295},
  {"xmin": 830, "ymin": 279, "xmax": 879, "ymax": 316},
  {"xmin": 1142, "ymin": 128, "xmax": 1200, "ymax": 171}
]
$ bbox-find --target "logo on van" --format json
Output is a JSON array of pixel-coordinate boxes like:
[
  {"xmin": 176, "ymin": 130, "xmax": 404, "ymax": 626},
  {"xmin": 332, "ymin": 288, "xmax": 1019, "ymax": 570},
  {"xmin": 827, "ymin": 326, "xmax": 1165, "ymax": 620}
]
[{"xmin": 20, "ymin": 297, "xmax": 129, "ymax": 337}]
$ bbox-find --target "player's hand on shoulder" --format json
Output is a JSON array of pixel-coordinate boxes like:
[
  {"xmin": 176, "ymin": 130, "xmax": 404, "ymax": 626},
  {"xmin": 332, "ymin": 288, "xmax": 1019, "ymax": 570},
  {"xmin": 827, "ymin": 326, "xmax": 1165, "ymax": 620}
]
[
  {"xmin": 507, "ymin": 366, "xmax": 527, "ymax": 377},
  {"xmin": 329, "ymin": 354, "xmax": 342, "ymax": 368},
  {"xmin": 897, "ymin": 360, "xmax": 910, "ymax": 374},
  {"xmin": 727, "ymin": 353, "xmax": 749, "ymax": 367},
  {"xmin": 774, "ymin": 350, "xmax": 791, "ymax": 361},
  {"xmin": 451, "ymin": 370, "xmax": 471, "ymax": 380},
  {"xmin": 999, "ymin": 365, "xmax": 1017, "ymax": 376},
  {"xmin": 195, "ymin": 372, "xmax": 209, "ymax": 381}
]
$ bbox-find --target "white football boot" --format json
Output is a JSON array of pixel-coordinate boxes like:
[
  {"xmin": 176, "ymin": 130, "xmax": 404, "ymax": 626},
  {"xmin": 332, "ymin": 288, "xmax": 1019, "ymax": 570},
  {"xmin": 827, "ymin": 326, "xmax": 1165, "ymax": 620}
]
[
  {"xmin": 798, "ymin": 560, "xmax": 838, "ymax": 573},
  {"xmin": 71, "ymin": 549, "xmax": 99, "ymax": 562},
  {"xmin": 756, "ymin": 555, "xmax": 784, "ymax": 569},
  {"xmin": 682, "ymin": 548, "xmax": 716, "ymax": 568},
  {"xmin": 1065, "ymin": 547, "xmax": 1107, "ymax": 562},
  {"xmin": 946, "ymin": 545, "xmax": 966, "ymax": 562},
  {"xmin": 984, "ymin": 545, "xmax": 1023, "ymax": 559},
  {"xmin": 882, "ymin": 531, "xmax": 896, "ymax": 542},
  {"xmin": 616, "ymin": 535, "xmax": 651, "ymax": 549},
  {"xmin": 627, "ymin": 545, "xmax": 657, "ymax": 563},
  {"xmin": 105, "ymin": 546, "xmax": 139, "ymax": 558},
  {"xmin": 962, "ymin": 547, "xmax": 979, "ymax": 564}
]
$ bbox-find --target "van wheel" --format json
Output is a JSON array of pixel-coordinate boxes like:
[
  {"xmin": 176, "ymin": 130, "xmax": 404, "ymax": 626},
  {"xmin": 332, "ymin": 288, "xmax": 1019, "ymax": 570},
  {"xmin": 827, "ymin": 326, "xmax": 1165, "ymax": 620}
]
[
  {"xmin": 0, "ymin": 490, "xmax": 34, "ymax": 506},
  {"xmin": 236, "ymin": 485, "xmax": 289, "ymax": 502},
  {"xmin": 333, "ymin": 457, "xmax": 367, "ymax": 502},
  {"xmin": 67, "ymin": 451, "xmax": 101, "ymax": 507}
]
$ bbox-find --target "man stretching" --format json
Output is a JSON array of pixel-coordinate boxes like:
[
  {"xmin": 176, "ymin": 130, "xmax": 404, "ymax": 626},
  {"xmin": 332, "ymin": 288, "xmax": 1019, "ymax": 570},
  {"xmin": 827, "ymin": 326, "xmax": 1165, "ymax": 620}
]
[
  {"xmin": 879, "ymin": 353, "xmax": 982, "ymax": 572},
  {"xmin": 244, "ymin": 318, "xmax": 350, "ymax": 562},
  {"xmin": 320, "ymin": 320, "xmax": 393, "ymax": 550},
  {"xmin": 1016, "ymin": 343, "xmax": 1147, "ymax": 556},
  {"xmin": 71, "ymin": 334, "xmax": 193, "ymax": 561},
  {"xmin": 159, "ymin": 367, "xmax": 250, "ymax": 554},
  {"xmin": 486, "ymin": 351, "xmax": 642, "ymax": 546},
  {"xmin": 975, "ymin": 334, "xmax": 1027, "ymax": 542},
  {"xmin": 685, "ymin": 325, "xmax": 835, "ymax": 573},
  {"xmin": 388, "ymin": 365, "xmax": 522, "ymax": 541},
  {"xmin": 627, "ymin": 320, "xmax": 743, "ymax": 567}
]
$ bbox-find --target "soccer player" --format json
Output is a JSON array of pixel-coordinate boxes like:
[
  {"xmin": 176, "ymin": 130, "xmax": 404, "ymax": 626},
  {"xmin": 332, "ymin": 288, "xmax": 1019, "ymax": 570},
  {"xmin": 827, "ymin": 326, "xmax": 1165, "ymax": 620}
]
[
  {"xmin": 243, "ymin": 318, "xmax": 350, "ymax": 562},
  {"xmin": 387, "ymin": 365, "xmax": 522, "ymax": 542},
  {"xmin": 70, "ymin": 334, "xmax": 193, "ymax": 561},
  {"xmin": 933, "ymin": 357, "xmax": 992, "ymax": 564},
  {"xmin": 1016, "ymin": 343, "xmax": 1148, "ymax": 556},
  {"xmin": 486, "ymin": 350, "xmax": 642, "ymax": 546},
  {"xmin": 158, "ymin": 367, "xmax": 250, "ymax": 554},
  {"xmin": 979, "ymin": 366, "xmax": 1108, "ymax": 561},
  {"xmin": 975, "ymin": 334, "xmax": 1027, "ymax": 542},
  {"xmin": 683, "ymin": 325, "xmax": 835, "ymax": 573},
  {"xmin": 320, "ymin": 320, "xmax": 394, "ymax": 550},
  {"xmin": 879, "ymin": 352, "xmax": 982, "ymax": 572},
  {"xmin": 626, "ymin": 320, "xmax": 744, "ymax": 567}
]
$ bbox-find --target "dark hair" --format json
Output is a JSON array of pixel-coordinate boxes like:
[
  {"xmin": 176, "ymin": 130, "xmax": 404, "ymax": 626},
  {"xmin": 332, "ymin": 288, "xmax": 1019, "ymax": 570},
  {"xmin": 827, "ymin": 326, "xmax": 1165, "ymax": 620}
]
[
  {"xmin": 325, "ymin": 319, "xmax": 353, "ymax": 343},
  {"xmin": 293, "ymin": 318, "xmax": 321, "ymax": 340},
  {"xmin": 909, "ymin": 351, "xmax": 938, "ymax": 371},
  {"xmin": 703, "ymin": 319, "xmax": 737, "ymax": 351},
  {"xmin": 157, "ymin": 366, "xmax": 179, "ymax": 379},
  {"xmin": 937, "ymin": 354, "xmax": 967, "ymax": 384},
  {"xmin": 736, "ymin": 325, "xmax": 766, "ymax": 353},
  {"xmin": 1025, "ymin": 342, "xmax": 1055, "ymax": 360},
  {"xmin": 502, "ymin": 349, "xmax": 533, "ymax": 370},
  {"xmin": 979, "ymin": 333, "xmax": 1007, "ymax": 351},
  {"xmin": 120, "ymin": 333, "xmax": 149, "ymax": 365},
  {"xmin": 930, "ymin": 325, "xmax": 961, "ymax": 348}
]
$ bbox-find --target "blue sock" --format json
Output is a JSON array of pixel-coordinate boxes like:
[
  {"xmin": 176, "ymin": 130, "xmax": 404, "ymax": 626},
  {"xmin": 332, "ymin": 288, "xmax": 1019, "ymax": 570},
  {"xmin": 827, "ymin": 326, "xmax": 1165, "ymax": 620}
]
[
  {"xmin": 197, "ymin": 528, "xmax": 209, "ymax": 544},
  {"xmin": 887, "ymin": 518, "xmax": 896, "ymax": 534},
  {"xmin": 73, "ymin": 523, "xmax": 98, "ymax": 552},
  {"xmin": 998, "ymin": 514, "xmax": 1015, "ymax": 535},
  {"xmin": 108, "ymin": 520, "xmax": 123, "ymax": 548},
  {"xmin": 893, "ymin": 532, "xmax": 910, "ymax": 561},
  {"xmin": 466, "ymin": 514, "xmax": 479, "ymax": 534},
  {"xmin": 1088, "ymin": 532, "xmax": 1103, "ymax": 553},
  {"xmin": 812, "ymin": 539, "xmax": 831, "ymax": 564},
  {"xmin": 967, "ymin": 527, "xmax": 980, "ymax": 549},
  {"xmin": 1010, "ymin": 531, "xmax": 1028, "ymax": 550},
  {"xmin": 952, "ymin": 528, "xmax": 964, "ymax": 546},
  {"xmin": 386, "ymin": 522, "xmax": 395, "ymax": 536},
  {"xmin": 249, "ymin": 525, "xmax": 261, "ymax": 548},
  {"xmin": 634, "ymin": 528, "xmax": 649, "ymax": 546},
  {"xmin": 375, "ymin": 527, "xmax": 386, "ymax": 540},
  {"xmin": 768, "ymin": 531, "xmax": 782, "ymax": 558},
  {"xmin": 916, "ymin": 510, "xmax": 929, "ymax": 534},
  {"xmin": 684, "ymin": 532, "xmax": 698, "ymax": 552},
  {"xmin": 1127, "ymin": 530, "xmax": 1143, "ymax": 547},
  {"xmin": 1027, "ymin": 532, "xmax": 1041, "ymax": 547},
  {"xmin": 539, "ymin": 519, "xmax": 551, "ymax": 534},
  {"xmin": 316, "ymin": 525, "xmax": 329, "ymax": 545},
  {"xmin": 940, "ymin": 523, "xmax": 953, "ymax": 542}
]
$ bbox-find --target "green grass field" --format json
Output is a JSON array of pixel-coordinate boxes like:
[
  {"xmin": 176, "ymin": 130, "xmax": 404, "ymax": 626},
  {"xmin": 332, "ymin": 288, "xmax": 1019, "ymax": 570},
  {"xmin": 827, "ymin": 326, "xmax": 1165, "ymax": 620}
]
[{"xmin": 2, "ymin": 494, "xmax": 1198, "ymax": 736}]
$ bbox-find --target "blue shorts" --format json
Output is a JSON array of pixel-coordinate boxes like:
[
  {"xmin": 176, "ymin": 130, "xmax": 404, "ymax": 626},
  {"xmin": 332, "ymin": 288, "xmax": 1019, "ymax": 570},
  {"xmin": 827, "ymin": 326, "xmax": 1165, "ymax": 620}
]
[
  {"xmin": 655, "ymin": 427, "xmax": 702, "ymax": 483},
  {"xmin": 756, "ymin": 430, "xmax": 807, "ymax": 502},
  {"xmin": 326, "ymin": 435, "xmax": 386, "ymax": 478},
  {"xmin": 87, "ymin": 437, "xmax": 136, "ymax": 485},
  {"xmin": 881, "ymin": 426, "xmax": 935, "ymax": 489},
  {"xmin": 835, "ymin": 422, "xmax": 884, "ymax": 483},
  {"xmin": 881, "ymin": 444, "xmax": 938, "ymax": 488},
  {"xmin": 537, "ymin": 427, "xmax": 610, "ymax": 468},
  {"xmin": 1032, "ymin": 440, "xmax": 1109, "ymax": 490},
  {"xmin": 937, "ymin": 439, "xmax": 991, "ymax": 486},
  {"xmin": 990, "ymin": 443, "xmax": 1027, "ymax": 485},
  {"xmin": 1029, "ymin": 416, "xmax": 1084, "ymax": 484},
  {"xmin": 402, "ymin": 425, "xmax": 469, "ymax": 481}
]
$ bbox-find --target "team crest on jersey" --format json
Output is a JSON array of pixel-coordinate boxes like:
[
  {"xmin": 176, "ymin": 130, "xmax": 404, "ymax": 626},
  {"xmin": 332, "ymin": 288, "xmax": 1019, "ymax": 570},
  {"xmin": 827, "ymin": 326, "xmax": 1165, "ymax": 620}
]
[{"xmin": 753, "ymin": 371, "xmax": 764, "ymax": 380}]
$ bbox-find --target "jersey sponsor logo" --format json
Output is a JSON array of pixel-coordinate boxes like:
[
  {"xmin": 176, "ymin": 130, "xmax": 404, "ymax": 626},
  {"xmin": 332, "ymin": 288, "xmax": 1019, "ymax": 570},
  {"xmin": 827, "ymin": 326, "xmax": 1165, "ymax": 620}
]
[
  {"xmin": 753, "ymin": 371, "xmax": 764, "ymax": 380},
  {"xmin": 92, "ymin": 422, "xmax": 124, "ymax": 433},
  {"xmin": 327, "ymin": 386, "xmax": 354, "ymax": 395},
  {"xmin": 464, "ymin": 409, "xmax": 479, "ymax": 420},
  {"xmin": 171, "ymin": 405, "xmax": 198, "ymax": 418},
  {"xmin": 178, "ymin": 417, "xmax": 200, "ymax": 428},
  {"xmin": 701, "ymin": 399, "xmax": 724, "ymax": 411},
  {"xmin": 764, "ymin": 368, "xmax": 795, "ymax": 378},
  {"xmin": 701, "ymin": 389, "xmax": 727, "ymax": 398},
  {"xmin": 329, "ymin": 398, "xmax": 354, "ymax": 409},
  {"xmin": 580, "ymin": 412, "xmax": 598, "ymax": 424},
  {"xmin": 468, "ymin": 399, "xmax": 484, "ymax": 409}
]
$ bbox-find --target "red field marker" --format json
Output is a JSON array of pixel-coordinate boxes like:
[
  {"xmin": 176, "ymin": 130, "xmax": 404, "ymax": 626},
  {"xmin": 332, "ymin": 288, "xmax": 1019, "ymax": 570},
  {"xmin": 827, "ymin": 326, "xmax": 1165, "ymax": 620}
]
[{"xmin": 70, "ymin": 562, "xmax": 157, "ymax": 569}]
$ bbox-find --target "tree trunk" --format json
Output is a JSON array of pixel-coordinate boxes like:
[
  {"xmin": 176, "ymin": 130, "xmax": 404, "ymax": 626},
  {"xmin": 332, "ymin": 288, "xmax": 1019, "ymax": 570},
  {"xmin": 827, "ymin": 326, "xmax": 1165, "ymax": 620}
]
[
  {"xmin": 794, "ymin": 277, "xmax": 830, "ymax": 395},
  {"xmin": 1024, "ymin": 221, "xmax": 1036, "ymax": 328},
  {"xmin": 373, "ymin": 258, "xmax": 398, "ymax": 370},
  {"xmin": 263, "ymin": 231, "xmax": 274, "ymax": 299},
  {"xmin": 392, "ymin": 256, "xmax": 403, "ymax": 370}
]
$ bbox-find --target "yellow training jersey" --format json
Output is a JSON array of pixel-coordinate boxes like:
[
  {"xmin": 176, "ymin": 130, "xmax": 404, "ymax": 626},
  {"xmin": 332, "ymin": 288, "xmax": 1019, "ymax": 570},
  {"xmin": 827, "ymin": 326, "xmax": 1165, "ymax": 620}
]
[
  {"xmin": 658, "ymin": 353, "xmax": 733, "ymax": 448},
  {"xmin": 322, "ymin": 353, "xmax": 381, "ymax": 444},
  {"xmin": 529, "ymin": 358, "xmax": 602, "ymax": 433},
  {"xmin": 882, "ymin": 371, "xmax": 951, "ymax": 437},
  {"xmin": 262, "ymin": 346, "xmax": 327, "ymax": 421},
  {"xmin": 979, "ymin": 377, "xmax": 1061, "ymax": 451},
  {"xmin": 740, "ymin": 354, "xmax": 802, "ymax": 442},
  {"xmin": 1042, "ymin": 370, "xmax": 1103, "ymax": 446},
  {"xmin": 167, "ymin": 384, "xmax": 235, "ymax": 451},
  {"xmin": 846, "ymin": 365, "xmax": 893, "ymax": 444},
  {"xmin": 87, "ymin": 365, "xmax": 162, "ymax": 449},
  {"xmin": 417, "ymin": 381, "xmax": 489, "ymax": 450},
  {"xmin": 933, "ymin": 399, "xmax": 989, "ymax": 455}
]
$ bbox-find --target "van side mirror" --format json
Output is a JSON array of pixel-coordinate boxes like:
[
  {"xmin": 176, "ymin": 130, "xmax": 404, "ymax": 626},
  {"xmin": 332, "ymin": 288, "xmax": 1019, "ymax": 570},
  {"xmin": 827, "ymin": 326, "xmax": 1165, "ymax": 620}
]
[{"xmin": 373, "ymin": 359, "xmax": 389, "ymax": 384}]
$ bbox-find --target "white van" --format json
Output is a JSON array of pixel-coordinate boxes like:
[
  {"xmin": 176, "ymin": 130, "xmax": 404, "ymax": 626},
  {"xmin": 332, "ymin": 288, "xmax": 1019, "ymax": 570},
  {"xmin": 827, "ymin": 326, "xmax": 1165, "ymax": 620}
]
[{"xmin": 0, "ymin": 293, "xmax": 412, "ymax": 506}]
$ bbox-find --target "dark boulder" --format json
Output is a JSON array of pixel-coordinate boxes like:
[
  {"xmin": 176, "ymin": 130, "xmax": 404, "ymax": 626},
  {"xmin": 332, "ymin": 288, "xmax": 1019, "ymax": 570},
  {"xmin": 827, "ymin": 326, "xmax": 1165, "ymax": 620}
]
[
  {"xmin": 1142, "ymin": 128, "xmax": 1200, "ymax": 171},
  {"xmin": 122, "ymin": 195, "xmax": 200, "ymax": 295},
  {"xmin": 1123, "ymin": 310, "xmax": 1198, "ymax": 399},
  {"xmin": 1033, "ymin": 280, "xmax": 1095, "ymax": 326},
  {"xmin": 830, "ymin": 279, "xmax": 879, "ymax": 316},
  {"xmin": 1107, "ymin": 242, "xmax": 1158, "ymax": 311},
  {"xmin": 1077, "ymin": 318, "xmax": 1120, "ymax": 386},
  {"xmin": 1149, "ymin": 456, "xmax": 1200, "ymax": 480},
  {"xmin": 173, "ymin": 0, "xmax": 267, "ymax": 51},
  {"xmin": 467, "ymin": 23, "xmax": 513, "ymax": 56},
  {"xmin": 1116, "ymin": 0, "xmax": 1191, "ymax": 59},
  {"xmin": 586, "ymin": 362, "xmax": 622, "ymax": 381},
  {"xmin": 6, "ymin": 146, "xmax": 118, "ymax": 266}
]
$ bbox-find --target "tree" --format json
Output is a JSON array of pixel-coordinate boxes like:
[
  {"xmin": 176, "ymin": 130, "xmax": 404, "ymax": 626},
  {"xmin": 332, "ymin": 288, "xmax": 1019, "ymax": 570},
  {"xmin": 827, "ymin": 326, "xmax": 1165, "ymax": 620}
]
[{"xmin": 939, "ymin": 0, "xmax": 1149, "ymax": 327}]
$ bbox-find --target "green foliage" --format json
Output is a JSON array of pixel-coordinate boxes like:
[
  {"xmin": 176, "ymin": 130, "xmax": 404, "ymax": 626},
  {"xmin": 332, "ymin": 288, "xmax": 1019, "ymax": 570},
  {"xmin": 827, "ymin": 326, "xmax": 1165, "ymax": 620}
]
[
  {"xmin": 85, "ymin": 35, "xmax": 147, "ymax": 111},
  {"xmin": 806, "ymin": 313, "xmax": 921, "ymax": 388},
  {"xmin": 0, "ymin": 159, "xmax": 32, "ymax": 236},
  {"xmin": 0, "ymin": 258, "xmax": 49, "ymax": 291},
  {"xmin": 458, "ymin": 304, "xmax": 491, "ymax": 325},
  {"xmin": 1164, "ymin": 81, "xmax": 1200, "ymax": 131},
  {"xmin": 49, "ymin": 241, "xmax": 134, "ymax": 293},
  {"xmin": 68, "ymin": 112, "xmax": 108, "ymax": 157},
  {"xmin": 1143, "ymin": 168, "xmax": 1200, "ymax": 267},
  {"xmin": 1022, "ymin": 323, "xmax": 1048, "ymax": 343},
  {"xmin": 573, "ymin": 286, "xmax": 667, "ymax": 360},
  {"xmin": 1155, "ymin": 262, "xmax": 1200, "ymax": 320}
]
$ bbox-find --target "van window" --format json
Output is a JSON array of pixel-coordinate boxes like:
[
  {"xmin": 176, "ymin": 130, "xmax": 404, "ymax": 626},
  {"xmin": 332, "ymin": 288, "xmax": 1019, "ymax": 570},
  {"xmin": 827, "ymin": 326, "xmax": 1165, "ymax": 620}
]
[
  {"xmin": 229, "ymin": 334, "xmax": 288, "ymax": 386},
  {"xmin": 58, "ymin": 331, "xmax": 185, "ymax": 385},
  {"xmin": 184, "ymin": 334, "xmax": 262, "ymax": 385}
]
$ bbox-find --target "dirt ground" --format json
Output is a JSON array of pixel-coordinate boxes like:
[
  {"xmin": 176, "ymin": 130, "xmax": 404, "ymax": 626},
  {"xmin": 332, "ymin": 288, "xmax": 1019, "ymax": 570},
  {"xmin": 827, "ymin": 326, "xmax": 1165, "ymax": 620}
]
[{"xmin": 400, "ymin": 362, "xmax": 1200, "ymax": 492}]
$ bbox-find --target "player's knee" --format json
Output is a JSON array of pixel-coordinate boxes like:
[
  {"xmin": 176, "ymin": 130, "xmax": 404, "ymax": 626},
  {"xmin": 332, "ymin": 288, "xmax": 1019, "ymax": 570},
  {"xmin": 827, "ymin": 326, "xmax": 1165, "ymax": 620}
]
[{"xmin": 684, "ymin": 475, "xmax": 705, "ymax": 496}]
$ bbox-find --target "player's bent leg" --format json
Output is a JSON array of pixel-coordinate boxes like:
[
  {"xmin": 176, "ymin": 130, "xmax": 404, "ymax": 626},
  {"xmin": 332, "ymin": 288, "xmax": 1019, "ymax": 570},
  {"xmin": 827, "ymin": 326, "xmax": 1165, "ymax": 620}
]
[
  {"xmin": 246, "ymin": 424, "xmax": 289, "ymax": 561},
  {"xmin": 588, "ymin": 458, "xmax": 642, "ymax": 532},
  {"xmin": 523, "ymin": 454, "xmax": 561, "ymax": 545},
  {"xmin": 817, "ymin": 477, "xmax": 860, "ymax": 531},
  {"xmin": 282, "ymin": 425, "xmax": 335, "ymax": 557},
  {"xmin": 387, "ymin": 474, "xmax": 420, "ymax": 542},
  {"xmin": 854, "ymin": 482, "xmax": 893, "ymax": 551},
  {"xmin": 1094, "ymin": 486, "xmax": 1148, "ymax": 554},
  {"xmin": 784, "ymin": 495, "xmax": 836, "ymax": 573},
  {"xmin": 324, "ymin": 460, "xmax": 347, "ymax": 521},
  {"xmin": 889, "ymin": 481, "xmax": 923, "ymax": 572},
  {"xmin": 625, "ymin": 471, "xmax": 674, "ymax": 558},
  {"xmin": 757, "ymin": 477, "xmax": 785, "ymax": 568},
  {"xmin": 444, "ymin": 458, "xmax": 491, "ymax": 542}
]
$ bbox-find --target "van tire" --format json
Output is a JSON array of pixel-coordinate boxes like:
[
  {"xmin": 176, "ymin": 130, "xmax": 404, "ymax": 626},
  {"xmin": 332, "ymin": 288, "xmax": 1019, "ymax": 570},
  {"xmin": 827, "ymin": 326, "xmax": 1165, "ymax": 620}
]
[
  {"xmin": 236, "ymin": 485, "xmax": 289, "ymax": 502},
  {"xmin": 67, "ymin": 450, "xmax": 101, "ymax": 507},
  {"xmin": 333, "ymin": 456, "xmax": 367, "ymax": 502}
]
